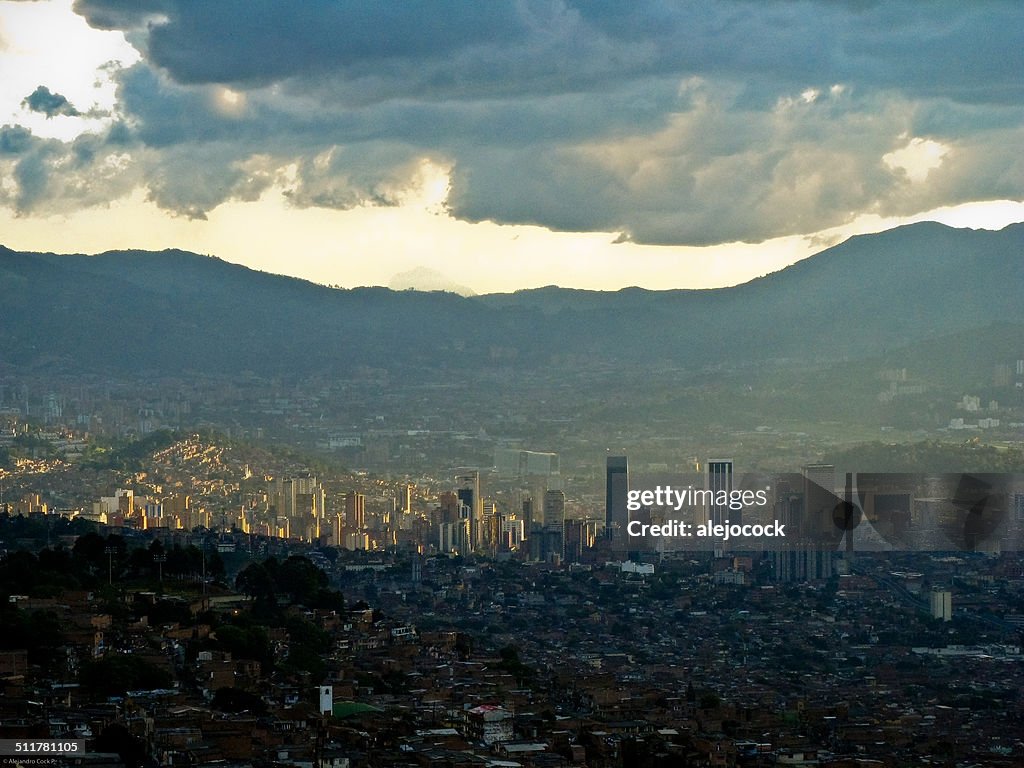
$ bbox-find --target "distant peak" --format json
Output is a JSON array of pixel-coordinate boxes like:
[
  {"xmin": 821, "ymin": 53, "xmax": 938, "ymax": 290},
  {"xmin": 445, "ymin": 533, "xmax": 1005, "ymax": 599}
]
[{"xmin": 388, "ymin": 266, "xmax": 476, "ymax": 296}]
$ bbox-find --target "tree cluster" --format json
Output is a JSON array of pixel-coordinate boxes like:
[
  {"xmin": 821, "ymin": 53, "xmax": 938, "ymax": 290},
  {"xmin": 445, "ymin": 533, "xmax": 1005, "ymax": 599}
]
[{"xmin": 235, "ymin": 555, "xmax": 344, "ymax": 614}]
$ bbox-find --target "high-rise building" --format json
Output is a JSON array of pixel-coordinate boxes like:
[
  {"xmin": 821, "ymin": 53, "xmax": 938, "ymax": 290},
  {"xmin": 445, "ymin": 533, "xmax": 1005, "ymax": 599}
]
[
  {"xmin": 274, "ymin": 477, "xmax": 294, "ymax": 518},
  {"xmin": 543, "ymin": 489, "xmax": 565, "ymax": 530},
  {"xmin": 482, "ymin": 501, "xmax": 500, "ymax": 551},
  {"xmin": 457, "ymin": 472, "xmax": 483, "ymax": 550},
  {"xmin": 275, "ymin": 474, "xmax": 317, "ymax": 519},
  {"xmin": 116, "ymin": 488, "xmax": 134, "ymax": 517},
  {"xmin": 930, "ymin": 589, "xmax": 952, "ymax": 621},
  {"xmin": 142, "ymin": 502, "xmax": 163, "ymax": 530},
  {"xmin": 803, "ymin": 463, "xmax": 836, "ymax": 540},
  {"xmin": 344, "ymin": 491, "xmax": 366, "ymax": 531},
  {"xmin": 438, "ymin": 491, "xmax": 461, "ymax": 526},
  {"xmin": 521, "ymin": 497, "xmax": 535, "ymax": 536},
  {"xmin": 270, "ymin": 474, "xmax": 326, "ymax": 542},
  {"xmin": 167, "ymin": 493, "xmax": 192, "ymax": 529},
  {"xmin": 606, "ymin": 456, "xmax": 629, "ymax": 543},
  {"xmin": 500, "ymin": 519, "xmax": 525, "ymax": 551},
  {"xmin": 705, "ymin": 459, "xmax": 734, "ymax": 527},
  {"xmin": 528, "ymin": 523, "xmax": 544, "ymax": 561},
  {"xmin": 494, "ymin": 449, "xmax": 560, "ymax": 479},
  {"xmin": 542, "ymin": 489, "xmax": 566, "ymax": 560},
  {"xmin": 395, "ymin": 484, "xmax": 412, "ymax": 515},
  {"xmin": 292, "ymin": 473, "xmax": 319, "ymax": 496},
  {"xmin": 439, "ymin": 518, "xmax": 470, "ymax": 554},
  {"xmin": 772, "ymin": 546, "xmax": 833, "ymax": 582},
  {"xmin": 294, "ymin": 486, "xmax": 327, "ymax": 541},
  {"xmin": 563, "ymin": 519, "xmax": 597, "ymax": 563}
]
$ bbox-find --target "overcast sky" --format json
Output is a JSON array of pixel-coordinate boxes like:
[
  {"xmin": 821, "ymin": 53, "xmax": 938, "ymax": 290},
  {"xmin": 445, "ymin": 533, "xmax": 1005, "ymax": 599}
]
[{"xmin": 1, "ymin": 0, "xmax": 1022, "ymax": 293}]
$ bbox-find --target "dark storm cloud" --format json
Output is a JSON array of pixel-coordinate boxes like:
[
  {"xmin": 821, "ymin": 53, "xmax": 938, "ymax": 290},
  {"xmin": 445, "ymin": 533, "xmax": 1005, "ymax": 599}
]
[
  {"xmin": 0, "ymin": 122, "xmax": 141, "ymax": 213},
  {"xmin": 74, "ymin": 0, "xmax": 531, "ymax": 87},
  {"xmin": 444, "ymin": 99, "xmax": 904, "ymax": 246},
  {"xmin": 0, "ymin": 126, "xmax": 67, "ymax": 211},
  {"xmin": 14, "ymin": 0, "xmax": 1022, "ymax": 242},
  {"xmin": 0, "ymin": 125, "xmax": 34, "ymax": 154},
  {"xmin": 73, "ymin": 1, "xmax": 1024, "ymax": 104},
  {"xmin": 22, "ymin": 85, "xmax": 81, "ymax": 118}
]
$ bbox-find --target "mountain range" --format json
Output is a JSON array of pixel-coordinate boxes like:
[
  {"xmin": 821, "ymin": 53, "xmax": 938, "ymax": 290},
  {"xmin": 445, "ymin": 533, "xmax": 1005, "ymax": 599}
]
[{"xmin": 1, "ymin": 221, "xmax": 1022, "ymax": 377}]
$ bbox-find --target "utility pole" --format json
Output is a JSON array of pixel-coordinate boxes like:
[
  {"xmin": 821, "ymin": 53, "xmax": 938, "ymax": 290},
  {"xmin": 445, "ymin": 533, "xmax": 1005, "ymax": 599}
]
[
  {"xmin": 104, "ymin": 545, "xmax": 116, "ymax": 586},
  {"xmin": 314, "ymin": 712, "xmax": 325, "ymax": 768}
]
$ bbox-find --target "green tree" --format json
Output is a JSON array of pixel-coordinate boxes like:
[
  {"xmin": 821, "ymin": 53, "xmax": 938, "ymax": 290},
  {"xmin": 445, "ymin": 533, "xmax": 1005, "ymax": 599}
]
[
  {"xmin": 0, "ymin": 608, "xmax": 64, "ymax": 666},
  {"xmin": 280, "ymin": 615, "xmax": 329, "ymax": 682},
  {"xmin": 79, "ymin": 655, "xmax": 173, "ymax": 698},
  {"xmin": 699, "ymin": 691, "xmax": 721, "ymax": 710},
  {"xmin": 236, "ymin": 562, "xmax": 277, "ymax": 604},
  {"xmin": 215, "ymin": 624, "xmax": 274, "ymax": 669},
  {"xmin": 276, "ymin": 556, "xmax": 327, "ymax": 605}
]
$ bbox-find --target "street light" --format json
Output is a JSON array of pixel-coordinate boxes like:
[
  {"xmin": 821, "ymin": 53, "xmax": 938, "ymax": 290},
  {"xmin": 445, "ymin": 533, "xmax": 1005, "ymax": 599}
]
[{"xmin": 153, "ymin": 553, "xmax": 166, "ymax": 583}]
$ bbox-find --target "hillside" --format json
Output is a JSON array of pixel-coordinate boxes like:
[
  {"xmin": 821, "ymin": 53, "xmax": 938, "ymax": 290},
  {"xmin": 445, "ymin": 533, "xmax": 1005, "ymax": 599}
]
[{"xmin": 1, "ymin": 222, "xmax": 1021, "ymax": 377}]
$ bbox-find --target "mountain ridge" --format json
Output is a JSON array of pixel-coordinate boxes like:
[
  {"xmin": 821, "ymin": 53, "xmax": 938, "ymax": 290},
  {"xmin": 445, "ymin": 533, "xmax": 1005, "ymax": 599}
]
[{"xmin": 1, "ymin": 221, "xmax": 1021, "ymax": 377}]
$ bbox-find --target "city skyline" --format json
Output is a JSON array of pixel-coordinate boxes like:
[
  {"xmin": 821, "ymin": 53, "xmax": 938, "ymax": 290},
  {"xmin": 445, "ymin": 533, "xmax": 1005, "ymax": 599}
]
[
  {"xmin": 1, "ymin": 1, "xmax": 1022, "ymax": 293},
  {"xmin": 2, "ymin": 2, "xmax": 1023, "ymax": 753}
]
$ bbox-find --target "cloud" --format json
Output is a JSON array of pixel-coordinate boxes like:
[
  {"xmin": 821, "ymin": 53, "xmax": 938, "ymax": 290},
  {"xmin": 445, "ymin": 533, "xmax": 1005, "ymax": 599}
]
[
  {"xmin": 72, "ymin": 1, "xmax": 1024, "ymax": 105},
  {"xmin": 0, "ymin": 121, "xmax": 141, "ymax": 213},
  {"xmin": 445, "ymin": 88, "xmax": 909, "ymax": 244},
  {"xmin": 0, "ymin": 125, "xmax": 34, "ymax": 155},
  {"xmin": 22, "ymin": 85, "xmax": 81, "ymax": 118},
  {"xmin": 883, "ymin": 137, "xmax": 950, "ymax": 183},
  {"xmin": 1, "ymin": 1, "xmax": 1018, "ymax": 245}
]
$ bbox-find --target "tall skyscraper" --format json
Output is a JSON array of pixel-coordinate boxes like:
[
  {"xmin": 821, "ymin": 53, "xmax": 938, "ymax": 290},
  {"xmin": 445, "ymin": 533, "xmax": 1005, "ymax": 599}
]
[
  {"xmin": 438, "ymin": 491, "xmax": 461, "ymax": 525},
  {"xmin": 564, "ymin": 519, "xmax": 597, "ymax": 563},
  {"xmin": 457, "ymin": 472, "xmax": 483, "ymax": 550},
  {"xmin": 543, "ymin": 489, "xmax": 565, "ymax": 530},
  {"xmin": 395, "ymin": 484, "xmax": 412, "ymax": 515},
  {"xmin": 344, "ymin": 491, "xmax": 366, "ymax": 531},
  {"xmin": 482, "ymin": 500, "xmax": 500, "ymax": 552},
  {"xmin": 333, "ymin": 512, "xmax": 345, "ymax": 547},
  {"xmin": 803, "ymin": 463, "xmax": 836, "ymax": 540},
  {"xmin": 274, "ymin": 477, "xmax": 294, "ymax": 518},
  {"xmin": 705, "ymin": 459, "xmax": 734, "ymax": 527},
  {"xmin": 521, "ymin": 497, "xmax": 535, "ymax": 536},
  {"xmin": 606, "ymin": 456, "xmax": 629, "ymax": 543},
  {"xmin": 500, "ymin": 518, "xmax": 525, "ymax": 551},
  {"xmin": 274, "ymin": 473, "xmax": 325, "ymax": 542}
]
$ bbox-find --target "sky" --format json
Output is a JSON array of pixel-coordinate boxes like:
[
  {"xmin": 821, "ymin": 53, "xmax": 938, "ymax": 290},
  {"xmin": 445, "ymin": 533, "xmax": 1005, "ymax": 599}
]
[{"xmin": 1, "ymin": 0, "xmax": 1022, "ymax": 294}]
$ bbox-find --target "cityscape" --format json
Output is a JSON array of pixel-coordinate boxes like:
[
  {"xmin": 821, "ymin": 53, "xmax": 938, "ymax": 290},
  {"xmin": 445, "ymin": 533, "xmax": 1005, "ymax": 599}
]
[
  {"xmin": 2, "ymin": 210, "xmax": 1024, "ymax": 768},
  {"xmin": 3, "ymin": 1, "xmax": 1024, "ymax": 766},
  {"xmin": 2, "ymin": 351, "xmax": 1024, "ymax": 766}
]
